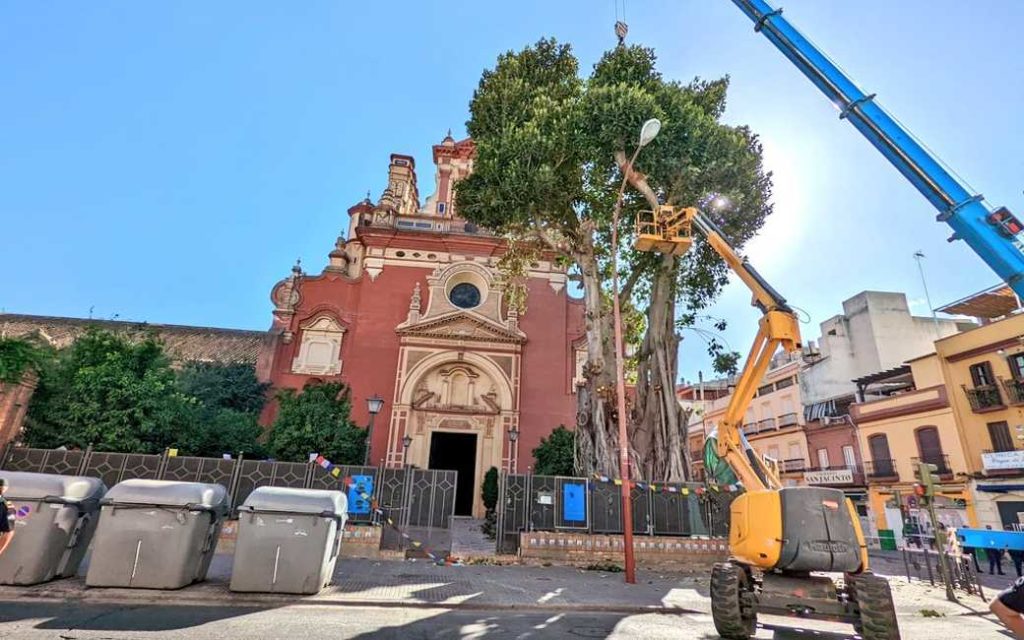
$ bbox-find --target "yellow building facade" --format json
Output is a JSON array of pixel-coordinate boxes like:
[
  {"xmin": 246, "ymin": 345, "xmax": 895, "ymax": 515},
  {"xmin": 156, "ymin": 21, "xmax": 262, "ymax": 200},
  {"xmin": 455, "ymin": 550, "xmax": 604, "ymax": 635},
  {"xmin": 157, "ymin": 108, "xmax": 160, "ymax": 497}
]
[{"xmin": 851, "ymin": 308, "xmax": 1024, "ymax": 535}]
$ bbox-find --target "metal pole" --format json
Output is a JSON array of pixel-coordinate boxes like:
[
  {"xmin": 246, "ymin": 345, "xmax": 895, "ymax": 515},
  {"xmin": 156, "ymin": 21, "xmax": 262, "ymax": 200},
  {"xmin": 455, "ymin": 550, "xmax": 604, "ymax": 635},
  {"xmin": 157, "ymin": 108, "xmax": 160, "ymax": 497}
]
[
  {"xmin": 609, "ymin": 144, "xmax": 645, "ymax": 586},
  {"xmin": 363, "ymin": 412, "xmax": 376, "ymax": 467}
]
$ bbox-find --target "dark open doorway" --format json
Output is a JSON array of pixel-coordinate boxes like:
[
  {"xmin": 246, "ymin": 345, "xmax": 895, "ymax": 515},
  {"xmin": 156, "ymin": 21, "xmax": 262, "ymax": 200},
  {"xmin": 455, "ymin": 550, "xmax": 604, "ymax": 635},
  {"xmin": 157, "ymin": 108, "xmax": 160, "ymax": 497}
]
[{"xmin": 429, "ymin": 432, "xmax": 477, "ymax": 516}]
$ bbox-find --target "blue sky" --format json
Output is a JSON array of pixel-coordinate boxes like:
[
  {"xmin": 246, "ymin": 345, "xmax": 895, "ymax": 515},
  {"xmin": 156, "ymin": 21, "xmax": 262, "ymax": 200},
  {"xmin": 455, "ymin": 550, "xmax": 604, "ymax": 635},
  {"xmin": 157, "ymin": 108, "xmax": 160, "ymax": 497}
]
[{"xmin": 1, "ymin": 1, "xmax": 1022, "ymax": 382}]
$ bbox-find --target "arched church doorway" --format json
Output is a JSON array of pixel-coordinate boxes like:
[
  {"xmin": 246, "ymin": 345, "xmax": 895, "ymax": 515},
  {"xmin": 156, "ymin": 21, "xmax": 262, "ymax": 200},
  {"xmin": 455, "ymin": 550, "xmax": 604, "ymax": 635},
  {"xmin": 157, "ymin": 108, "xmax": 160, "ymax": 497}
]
[{"xmin": 429, "ymin": 431, "xmax": 477, "ymax": 515}]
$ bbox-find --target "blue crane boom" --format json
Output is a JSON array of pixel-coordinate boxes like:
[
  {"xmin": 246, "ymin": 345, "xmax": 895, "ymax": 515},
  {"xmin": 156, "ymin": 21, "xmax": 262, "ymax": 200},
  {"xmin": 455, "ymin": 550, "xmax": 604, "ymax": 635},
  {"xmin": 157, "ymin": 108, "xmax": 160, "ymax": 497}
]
[{"xmin": 729, "ymin": 0, "xmax": 1024, "ymax": 297}]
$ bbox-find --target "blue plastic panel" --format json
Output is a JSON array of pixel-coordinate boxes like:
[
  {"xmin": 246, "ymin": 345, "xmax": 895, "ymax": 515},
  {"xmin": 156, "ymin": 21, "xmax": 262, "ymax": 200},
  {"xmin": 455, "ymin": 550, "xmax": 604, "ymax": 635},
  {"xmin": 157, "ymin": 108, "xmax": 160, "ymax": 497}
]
[{"xmin": 957, "ymin": 528, "xmax": 1024, "ymax": 551}]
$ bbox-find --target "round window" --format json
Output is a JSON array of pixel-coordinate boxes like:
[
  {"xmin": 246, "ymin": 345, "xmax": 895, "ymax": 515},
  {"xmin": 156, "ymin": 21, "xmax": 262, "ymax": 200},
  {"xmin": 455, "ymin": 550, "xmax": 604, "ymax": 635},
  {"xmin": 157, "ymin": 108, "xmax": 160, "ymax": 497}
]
[{"xmin": 449, "ymin": 282, "xmax": 481, "ymax": 309}]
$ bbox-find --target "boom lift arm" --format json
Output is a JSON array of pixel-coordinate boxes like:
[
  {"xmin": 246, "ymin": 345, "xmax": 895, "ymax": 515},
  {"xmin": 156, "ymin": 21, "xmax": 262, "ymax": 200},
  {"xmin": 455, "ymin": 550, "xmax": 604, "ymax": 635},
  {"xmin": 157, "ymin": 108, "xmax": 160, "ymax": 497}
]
[
  {"xmin": 729, "ymin": 0, "xmax": 1024, "ymax": 296},
  {"xmin": 637, "ymin": 206, "xmax": 799, "ymax": 491}
]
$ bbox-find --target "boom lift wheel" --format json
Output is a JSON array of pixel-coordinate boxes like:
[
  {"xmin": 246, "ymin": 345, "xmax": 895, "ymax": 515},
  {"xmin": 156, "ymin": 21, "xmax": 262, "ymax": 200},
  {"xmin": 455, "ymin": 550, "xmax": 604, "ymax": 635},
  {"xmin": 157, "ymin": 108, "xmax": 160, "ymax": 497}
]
[
  {"xmin": 848, "ymin": 572, "xmax": 900, "ymax": 640},
  {"xmin": 711, "ymin": 562, "xmax": 757, "ymax": 639}
]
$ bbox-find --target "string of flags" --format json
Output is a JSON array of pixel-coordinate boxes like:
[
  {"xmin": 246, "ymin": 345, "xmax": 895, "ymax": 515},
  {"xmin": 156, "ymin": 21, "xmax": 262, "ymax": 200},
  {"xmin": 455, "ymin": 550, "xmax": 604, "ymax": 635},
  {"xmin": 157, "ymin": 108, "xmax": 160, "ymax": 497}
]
[
  {"xmin": 589, "ymin": 473, "xmax": 741, "ymax": 495},
  {"xmin": 309, "ymin": 452, "xmax": 459, "ymax": 567}
]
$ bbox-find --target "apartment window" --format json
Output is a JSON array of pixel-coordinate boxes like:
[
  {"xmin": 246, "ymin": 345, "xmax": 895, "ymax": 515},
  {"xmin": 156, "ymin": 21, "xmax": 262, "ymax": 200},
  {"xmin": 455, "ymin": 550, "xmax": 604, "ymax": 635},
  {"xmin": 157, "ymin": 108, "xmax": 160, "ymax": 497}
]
[
  {"xmin": 915, "ymin": 426, "xmax": 943, "ymax": 463},
  {"xmin": 758, "ymin": 383, "xmax": 774, "ymax": 396},
  {"xmin": 768, "ymin": 446, "xmax": 780, "ymax": 460},
  {"xmin": 868, "ymin": 434, "xmax": 892, "ymax": 462},
  {"xmin": 761, "ymin": 403, "xmax": 772, "ymax": 420},
  {"xmin": 1009, "ymin": 353, "xmax": 1024, "ymax": 380},
  {"xmin": 842, "ymin": 445, "xmax": 857, "ymax": 469},
  {"xmin": 788, "ymin": 442, "xmax": 801, "ymax": 460},
  {"xmin": 776, "ymin": 376, "xmax": 795, "ymax": 390},
  {"xmin": 817, "ymin": 448, "xmax": 830, "ymax": 469},
  {"xmin": 781, "ymin": 398, "xmax": 794, "ymax": 415},
  {"xmin": 989, "ymin": 421, "xmax": 1015, "ymax": 452},
  {"xmin": 970, "ymin": 361, "xmax": 997, "ymax": 387}
]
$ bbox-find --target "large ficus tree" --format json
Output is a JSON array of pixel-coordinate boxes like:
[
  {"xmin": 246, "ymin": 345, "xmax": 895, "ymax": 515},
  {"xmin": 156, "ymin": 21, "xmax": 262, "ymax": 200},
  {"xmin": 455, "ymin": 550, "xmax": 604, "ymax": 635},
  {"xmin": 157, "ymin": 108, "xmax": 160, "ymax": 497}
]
[{"xmin": 457, "ymin": 39, "xmax": 771, "ymax": 480}]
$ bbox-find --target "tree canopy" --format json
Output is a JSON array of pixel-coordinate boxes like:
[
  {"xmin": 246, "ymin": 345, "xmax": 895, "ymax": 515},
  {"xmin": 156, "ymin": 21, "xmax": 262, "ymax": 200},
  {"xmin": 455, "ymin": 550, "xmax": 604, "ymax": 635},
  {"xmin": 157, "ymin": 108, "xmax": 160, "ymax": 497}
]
[
  {"xmin": 268, "ymin": 381, "xmax": 366, "ymax": 465},
  {"xmin": 457, "ymin": 39, "xmax": 772, "ymax": 480},
  {"xmin": 20, "ymin": 328, "xmax": 267, "ymax": 457}
]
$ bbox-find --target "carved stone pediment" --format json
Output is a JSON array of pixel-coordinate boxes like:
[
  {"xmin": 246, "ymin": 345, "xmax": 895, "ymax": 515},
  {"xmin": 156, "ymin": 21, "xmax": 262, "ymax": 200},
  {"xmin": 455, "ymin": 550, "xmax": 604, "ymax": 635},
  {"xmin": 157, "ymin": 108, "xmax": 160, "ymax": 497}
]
[{"xmin": 396, "ymin": 310, "xmax": 525, "ymax": 344}]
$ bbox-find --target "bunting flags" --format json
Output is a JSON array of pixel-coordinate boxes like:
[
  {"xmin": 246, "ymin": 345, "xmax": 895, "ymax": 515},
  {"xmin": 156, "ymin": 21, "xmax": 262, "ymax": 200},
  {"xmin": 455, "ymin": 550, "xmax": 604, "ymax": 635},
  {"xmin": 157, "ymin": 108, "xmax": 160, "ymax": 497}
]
[
  {"xmin": 588, "ymin": 473, "xmax": 740, "ymax": 494},
  {"xmin": 306, "ymin": 451, "xmax": 458, "ymax": 567}
]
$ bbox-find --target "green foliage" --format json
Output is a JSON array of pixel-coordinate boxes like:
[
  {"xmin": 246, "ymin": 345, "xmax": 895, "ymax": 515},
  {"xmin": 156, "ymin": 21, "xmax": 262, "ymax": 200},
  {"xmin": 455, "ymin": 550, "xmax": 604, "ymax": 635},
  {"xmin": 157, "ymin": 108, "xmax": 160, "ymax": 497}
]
[
  {"xmin": 0, "ymin": 335, "xmax": 52, "ymax": 384},
  {"xmin": 21, "ymin": 328, "xmax": 266, "ymax": 458},
  {"xmin": 458, "ymin": 39, "xmax": 772, "ymax": 376},
  {"xmin": 712, "ymin": 351, "xmax": 741, "ymax": 377},
  {"xmin": 178, "ymin": 361, "xmax": 269, "ymax": 415},
  {"xmin": 532, "ymin": 425, "xmax": 576, "ymax": 476},
  {"xmin": 268, "ymin": 381, "xmax": 366, "ymax": 465},
  {"xmin": 481, "ymin": 466, "xmax": 499, "ymax": 510},
  {"xmin": 23, "ymin": 328, "xmax": 196, "ymax": 453},
  {"xmin": 481, "ymin": 465, "xmax": 500, "ymax": 540}
]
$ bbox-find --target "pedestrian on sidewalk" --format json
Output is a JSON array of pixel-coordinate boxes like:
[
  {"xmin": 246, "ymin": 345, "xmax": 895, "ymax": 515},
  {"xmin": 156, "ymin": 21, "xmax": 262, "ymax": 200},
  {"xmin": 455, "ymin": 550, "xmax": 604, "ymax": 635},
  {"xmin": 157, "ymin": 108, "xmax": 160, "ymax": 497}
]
[
  {"xmin": 0, "ymin": 479, "xmax": 13, "ymax": 556},
  {"xmin": 989, "ymin": 525, "xmax": 1007, "ymax": 576},
  {"xmin": 991, "ymin": 576, "xmax": 1024, "ymax": 638}
]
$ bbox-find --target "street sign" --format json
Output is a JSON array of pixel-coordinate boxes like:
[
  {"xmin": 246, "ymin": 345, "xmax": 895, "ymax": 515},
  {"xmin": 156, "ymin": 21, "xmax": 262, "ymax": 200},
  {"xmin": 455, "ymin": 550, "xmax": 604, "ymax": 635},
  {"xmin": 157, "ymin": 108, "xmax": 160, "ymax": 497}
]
[{"xmin": 803, "ymin": 468, "xmax": 854, "ymax": 485}]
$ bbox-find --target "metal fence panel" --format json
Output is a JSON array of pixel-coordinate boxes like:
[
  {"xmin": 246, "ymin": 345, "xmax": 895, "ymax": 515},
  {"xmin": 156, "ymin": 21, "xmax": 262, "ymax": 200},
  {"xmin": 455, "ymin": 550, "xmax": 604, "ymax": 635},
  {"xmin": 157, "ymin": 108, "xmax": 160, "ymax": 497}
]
[
  {"xmin": 117, "ymin": 454, "xmax": 163, "ymax": 482},
  {"xmin": 497, "ymin": 473, "xmax": 529, "ymax": 554},
  {"xmin": 232, "ymin": 460, "xmax": 307, "ymax": 507},
  {"xmin": 80, "ymin": 451, "xmax": 129, "ymax": 489},
  {"xmin": 2, "ymin": 448, "xmax": 48, "ymax": 473}
]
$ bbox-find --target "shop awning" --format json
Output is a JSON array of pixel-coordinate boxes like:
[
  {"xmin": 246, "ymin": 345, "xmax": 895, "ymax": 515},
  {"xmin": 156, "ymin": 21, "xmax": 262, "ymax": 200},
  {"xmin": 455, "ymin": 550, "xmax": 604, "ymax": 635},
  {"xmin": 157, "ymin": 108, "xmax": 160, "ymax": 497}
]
[{"xmin": 976, "ymin": 484, "xmax": 1024, "ymax": 493}]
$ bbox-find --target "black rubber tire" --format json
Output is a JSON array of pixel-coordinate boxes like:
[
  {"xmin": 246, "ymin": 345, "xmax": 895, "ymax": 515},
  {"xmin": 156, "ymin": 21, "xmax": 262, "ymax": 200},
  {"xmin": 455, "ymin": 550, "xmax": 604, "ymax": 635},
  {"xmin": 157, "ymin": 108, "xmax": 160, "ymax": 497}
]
[
  {"xmin": 851, "ymin": 573, "xmax": 900, "ymax": 640},
  {"xmin": 711, "ymin": 562, "xmax": 757, "ymax": 640}
]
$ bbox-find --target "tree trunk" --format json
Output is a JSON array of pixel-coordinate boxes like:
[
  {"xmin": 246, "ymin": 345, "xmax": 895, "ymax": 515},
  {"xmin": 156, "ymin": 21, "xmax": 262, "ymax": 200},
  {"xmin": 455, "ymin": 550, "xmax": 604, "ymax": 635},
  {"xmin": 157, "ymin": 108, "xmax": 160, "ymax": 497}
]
[
  {"xmin": 631, "ymin": 254, "xmax": 690, "ymax": 481},
  {"xmin": 573, "ymin": 230, "xmax": 620, "ymax": 477}
]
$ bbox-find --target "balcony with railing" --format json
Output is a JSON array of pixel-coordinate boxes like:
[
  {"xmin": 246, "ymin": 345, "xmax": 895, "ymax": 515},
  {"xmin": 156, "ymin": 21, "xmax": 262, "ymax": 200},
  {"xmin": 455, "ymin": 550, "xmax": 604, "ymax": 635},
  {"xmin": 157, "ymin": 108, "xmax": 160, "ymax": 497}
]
[
  {"xmin": 911, "ymin": 454, "xmax": 954, "ymax": 479},
  {"xmin": 1001, "ymin": 378, "xmax": 1024, "ymax": 406},
  {"xmin": 864, "ymin": 459, "xmax": 899, "ymax": 481},
  {"xmin": 777, "ymin": 412, "xmax": 799, "ymax": 428},
  {"xmin": 962, "ymin": 384, "xmax": 1005, "ymax": 413},
  {"xmin": 757, "ymin": 417, "xmax": 777, "ymax": 432},
  {"xmin": 780, "ymin": 458, "xmax": 806, "ymax": 473}
]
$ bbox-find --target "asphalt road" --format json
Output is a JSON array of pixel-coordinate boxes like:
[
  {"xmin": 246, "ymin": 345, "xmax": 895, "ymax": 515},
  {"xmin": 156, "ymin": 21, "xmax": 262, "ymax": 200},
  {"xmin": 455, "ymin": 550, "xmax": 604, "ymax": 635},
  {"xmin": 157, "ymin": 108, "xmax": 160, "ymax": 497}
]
[{"xmin": 0, "ymin": 601, "xmax": 1009, "ymax": 640}]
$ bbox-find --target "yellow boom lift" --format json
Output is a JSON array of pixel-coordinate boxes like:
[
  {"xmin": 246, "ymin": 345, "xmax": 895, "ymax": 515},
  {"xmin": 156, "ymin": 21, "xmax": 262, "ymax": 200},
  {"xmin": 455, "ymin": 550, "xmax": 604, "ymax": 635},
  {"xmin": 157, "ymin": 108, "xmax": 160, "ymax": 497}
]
[{"xmin": 636, "ymin": 205, "xmax": 899, "ymax": 639}]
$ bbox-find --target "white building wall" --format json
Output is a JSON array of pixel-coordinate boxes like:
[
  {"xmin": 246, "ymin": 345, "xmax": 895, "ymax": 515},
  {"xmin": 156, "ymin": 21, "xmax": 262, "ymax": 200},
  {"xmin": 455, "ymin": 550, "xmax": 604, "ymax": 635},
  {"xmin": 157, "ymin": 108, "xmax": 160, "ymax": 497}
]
[{"xmin": 800, "ymin": 291, "xmax": 965, "ymax": 406}]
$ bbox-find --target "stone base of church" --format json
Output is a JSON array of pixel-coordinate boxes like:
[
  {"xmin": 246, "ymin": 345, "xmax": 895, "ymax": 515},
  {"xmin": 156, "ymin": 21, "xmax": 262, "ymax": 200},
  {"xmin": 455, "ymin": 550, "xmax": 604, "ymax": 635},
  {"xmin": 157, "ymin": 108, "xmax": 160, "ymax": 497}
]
[{"xmin": 519, "ymin": 531, "xmax": 729, "ymax": 572}]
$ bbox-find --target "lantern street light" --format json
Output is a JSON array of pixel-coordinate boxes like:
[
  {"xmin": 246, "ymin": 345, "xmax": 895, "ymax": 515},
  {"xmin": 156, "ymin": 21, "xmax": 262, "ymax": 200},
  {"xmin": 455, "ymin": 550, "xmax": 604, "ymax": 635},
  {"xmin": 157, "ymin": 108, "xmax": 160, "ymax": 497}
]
[
  {"xmin": 609, "ymin": 118, "xmax": 661, "ymax": 585},
  {"xmin": 402, "ymin": 434, "xmax": 413, "ymax": 468},
  {"xmin": 507, "ymin": 425, "xmax": 520, "ymax": 473},
  {"xmin": 363, "ymin": 394, "xmax": 385, "ymax": 467}
]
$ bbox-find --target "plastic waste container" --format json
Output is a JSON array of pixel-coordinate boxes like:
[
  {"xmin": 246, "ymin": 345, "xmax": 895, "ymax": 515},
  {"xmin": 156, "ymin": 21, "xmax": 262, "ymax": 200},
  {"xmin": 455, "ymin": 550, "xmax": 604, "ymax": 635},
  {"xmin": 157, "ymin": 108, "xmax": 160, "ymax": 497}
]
[
  {"xmin": 86, "ymin": 479, "xmax": 229, "ymax": 589},
  {"xmin": 230, "ymin": 486, "xmax": 348, "ymax": 594},
  {"xmin": 0, "ymin": 470, "xmax": 106, "ymax": 585}
]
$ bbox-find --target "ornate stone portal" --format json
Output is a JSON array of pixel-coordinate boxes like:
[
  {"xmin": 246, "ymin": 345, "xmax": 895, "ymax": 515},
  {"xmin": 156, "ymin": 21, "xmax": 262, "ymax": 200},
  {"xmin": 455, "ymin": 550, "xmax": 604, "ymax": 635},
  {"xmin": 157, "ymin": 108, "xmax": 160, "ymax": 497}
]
[{"xmin": 386, "ymin": 263, "xmax": 525, "ymax": 517}]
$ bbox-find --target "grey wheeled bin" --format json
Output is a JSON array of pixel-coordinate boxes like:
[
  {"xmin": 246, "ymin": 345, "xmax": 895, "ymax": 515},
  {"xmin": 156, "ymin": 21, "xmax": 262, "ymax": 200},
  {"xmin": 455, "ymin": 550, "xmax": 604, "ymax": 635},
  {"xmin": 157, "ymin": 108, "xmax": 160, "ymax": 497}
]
[
  {"xmin": 0, "ymin": 470, "xmax": 106, "ymax": 585},
  {"xmin": 86, "ymin": 479, "xmax": 229, "ymax": 589},
  {"xmin": 230, "ymin": 486, "xmax": 348, "ymax": 594}
]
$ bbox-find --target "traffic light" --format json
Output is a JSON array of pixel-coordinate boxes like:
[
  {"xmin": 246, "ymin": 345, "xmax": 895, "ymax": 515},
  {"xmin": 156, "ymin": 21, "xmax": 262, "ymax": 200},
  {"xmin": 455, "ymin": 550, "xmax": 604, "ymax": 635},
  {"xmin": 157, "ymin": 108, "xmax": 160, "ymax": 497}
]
[
  {"xmin": 987, "ymin": 207, "xmax": 1024, "ymax": 239},
  {"xmin": 916, "ymin": 462, "xmax": 938, "ymax": 498}
]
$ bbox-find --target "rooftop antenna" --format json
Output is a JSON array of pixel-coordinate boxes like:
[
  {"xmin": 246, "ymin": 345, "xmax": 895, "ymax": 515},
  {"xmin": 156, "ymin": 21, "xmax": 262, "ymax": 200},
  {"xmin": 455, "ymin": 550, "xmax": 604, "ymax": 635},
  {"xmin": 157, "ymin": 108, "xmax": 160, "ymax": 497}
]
[{"xmin": 913, "ymin": 250, "xmax": 940, "ymax": 333}]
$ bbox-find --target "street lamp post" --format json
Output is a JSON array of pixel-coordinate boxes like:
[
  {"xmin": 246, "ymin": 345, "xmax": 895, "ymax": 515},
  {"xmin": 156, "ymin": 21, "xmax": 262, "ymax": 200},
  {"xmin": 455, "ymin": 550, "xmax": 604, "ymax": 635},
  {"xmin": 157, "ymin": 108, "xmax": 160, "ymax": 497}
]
[
  {"xmin": 364, "ymin": 394, "xmax": 385, "ymax": 467},
  {"xmin": 507, "ymin": 425, "xmax": 519, "ymax": 473},
  {"xmin": 402, "ymin": 434, "xmax": 413, "ymax": 468},
  {"xmin": 610, "ymin": 118, "xmax": 661, "ymax": 585}
]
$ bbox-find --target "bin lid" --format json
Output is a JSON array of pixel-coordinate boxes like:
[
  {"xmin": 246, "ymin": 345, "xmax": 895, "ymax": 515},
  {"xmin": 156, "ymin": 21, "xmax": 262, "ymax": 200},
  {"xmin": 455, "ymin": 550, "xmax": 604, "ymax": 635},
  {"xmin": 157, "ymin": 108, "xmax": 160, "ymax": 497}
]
[
  {"xmin": 105, "ymin": 479, "xmax": 228, "ymax": 510},
  {"xmin": 242, "ymin": 486, "xmax": 347, "ymax": 516},
  {"xmin": 0, "ymin": 470, "xmax": 106, "ymax": 501}
]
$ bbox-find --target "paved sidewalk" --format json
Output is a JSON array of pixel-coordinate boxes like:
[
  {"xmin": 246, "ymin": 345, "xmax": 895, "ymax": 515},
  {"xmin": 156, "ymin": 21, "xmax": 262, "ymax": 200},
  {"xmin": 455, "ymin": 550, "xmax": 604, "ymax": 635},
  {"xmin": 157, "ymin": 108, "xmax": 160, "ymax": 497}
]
[
  {"xmin": 0, "ymin": 553, "xmax": 998, "ymax": 620},
  {"xmin": 0, "ymin": 554, "xmax": 712, "ymax": 613}
]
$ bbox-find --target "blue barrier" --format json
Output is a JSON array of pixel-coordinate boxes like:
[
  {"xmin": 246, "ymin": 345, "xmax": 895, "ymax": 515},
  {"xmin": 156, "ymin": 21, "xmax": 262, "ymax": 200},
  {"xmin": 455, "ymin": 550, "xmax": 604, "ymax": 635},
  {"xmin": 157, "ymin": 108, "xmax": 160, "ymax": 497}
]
[{"xmin": 957, "ymin": 528, "xmax": 1024, "ymax": 551}]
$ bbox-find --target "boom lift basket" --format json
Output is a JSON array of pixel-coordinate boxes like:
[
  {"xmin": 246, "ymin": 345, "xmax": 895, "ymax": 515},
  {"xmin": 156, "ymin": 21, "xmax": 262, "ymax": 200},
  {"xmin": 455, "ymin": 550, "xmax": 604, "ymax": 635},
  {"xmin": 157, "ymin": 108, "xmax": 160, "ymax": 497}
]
[{"xmin": 635, "ymin": 206, "xmax": 693, "ymax": 255}]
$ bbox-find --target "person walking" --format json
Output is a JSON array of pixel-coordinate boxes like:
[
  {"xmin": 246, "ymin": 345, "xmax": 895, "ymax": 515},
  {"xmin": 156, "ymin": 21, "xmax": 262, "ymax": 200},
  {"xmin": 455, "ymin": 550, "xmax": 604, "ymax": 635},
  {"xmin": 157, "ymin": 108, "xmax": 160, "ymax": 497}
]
[
  {"xmin": 990, "ymin": 525, "xmax": 1007, "ymax": 575},
  {"xmin": 0, "ymin": 479, "xmax": 14, "ymax": 556}
]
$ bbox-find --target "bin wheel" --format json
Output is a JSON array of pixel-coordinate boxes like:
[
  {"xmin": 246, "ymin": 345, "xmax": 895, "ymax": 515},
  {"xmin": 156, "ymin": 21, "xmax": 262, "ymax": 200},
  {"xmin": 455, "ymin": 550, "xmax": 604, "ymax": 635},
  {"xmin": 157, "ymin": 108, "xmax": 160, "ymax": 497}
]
[
  {"xmin": 711, "ymin": 562, "xmax": 757, "ymax": 639},
  {"xmin": 850, "ymin": 573, "xmax": 900, "ymax": 640}
]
